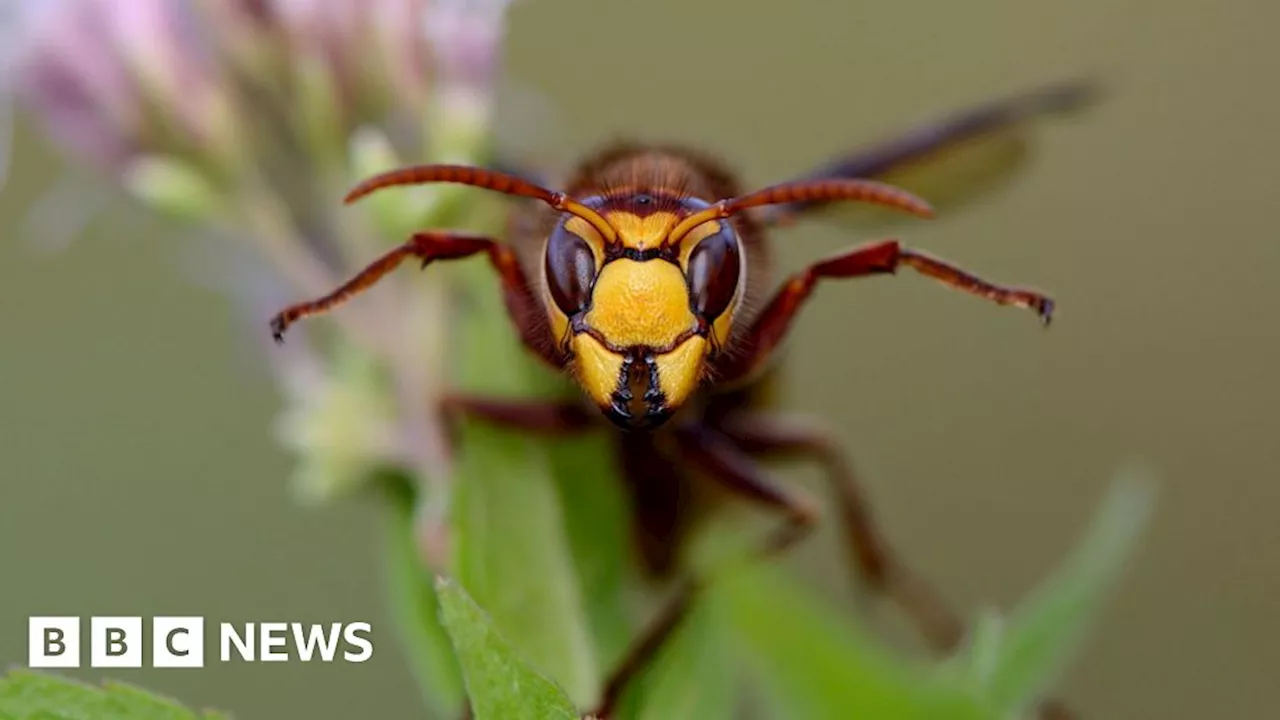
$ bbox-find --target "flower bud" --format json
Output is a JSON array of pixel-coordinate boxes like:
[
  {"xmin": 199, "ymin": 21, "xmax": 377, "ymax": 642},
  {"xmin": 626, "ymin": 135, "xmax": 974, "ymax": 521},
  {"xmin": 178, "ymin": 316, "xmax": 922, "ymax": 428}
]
[
  {"xmin": 347, "ymin": 125, "xmax": 437, "ymax": 236},
  {"xmin": 122, "ymin": 154, "xmax": 223, "ymax": 220},
  {"xmin": 274, "ymin": 344, "xmax": 400, "ymax": 505}
]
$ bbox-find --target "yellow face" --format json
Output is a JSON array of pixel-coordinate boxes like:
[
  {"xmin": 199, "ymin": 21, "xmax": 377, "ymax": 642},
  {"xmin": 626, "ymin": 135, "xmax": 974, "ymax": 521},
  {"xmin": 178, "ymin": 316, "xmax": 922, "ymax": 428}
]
[{"xmin": 540, "ymin": 196, "xmax": 745, "ymax": 428}]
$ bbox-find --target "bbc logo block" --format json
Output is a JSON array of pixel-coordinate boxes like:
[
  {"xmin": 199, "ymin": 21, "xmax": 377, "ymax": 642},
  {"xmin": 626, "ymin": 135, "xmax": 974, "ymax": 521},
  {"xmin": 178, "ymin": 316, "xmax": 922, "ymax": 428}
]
[
  {"xmin": 153, "ymin": 617, "xmax": 204, "ymax": 668},
  {"xmin": 27, "ymin": 617, "xmax": 372, "ymax": 668},
  {"xmin": 90, "ymin": 617, "xmax": 142, "ymax": 668},
  {"xmin": 28, "ymin": 617, "xmax": 79, "ymax": 668},
  {"xmin": 29, "ymin": 617, "xmax": 203, "ymax": 669}
]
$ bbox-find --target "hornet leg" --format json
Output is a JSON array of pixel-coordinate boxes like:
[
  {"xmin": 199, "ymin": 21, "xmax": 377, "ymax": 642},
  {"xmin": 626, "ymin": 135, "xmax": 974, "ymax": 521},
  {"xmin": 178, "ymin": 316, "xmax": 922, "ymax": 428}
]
[
  {"xmin": 269, "ymin": 231, "xmax": 566, "ymax": 366},
  {"xmin": 590, "ymin": 424, "xmax": 819, "ymax": 718},
  {"xmin": 713, "ymin": 239, "xmax": 1053, "ymax": 383},
  {"xmin": 718, "ymin": 411, "xmax": 1076, "ymax": 720}
]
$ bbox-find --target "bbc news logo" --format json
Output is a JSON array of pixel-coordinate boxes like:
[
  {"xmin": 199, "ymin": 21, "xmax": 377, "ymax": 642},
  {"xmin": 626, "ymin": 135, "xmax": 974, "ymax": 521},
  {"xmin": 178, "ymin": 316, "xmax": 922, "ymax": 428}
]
[{"xmin": 28, "ymin": 617, "xmax": 373, "ymax": 668}]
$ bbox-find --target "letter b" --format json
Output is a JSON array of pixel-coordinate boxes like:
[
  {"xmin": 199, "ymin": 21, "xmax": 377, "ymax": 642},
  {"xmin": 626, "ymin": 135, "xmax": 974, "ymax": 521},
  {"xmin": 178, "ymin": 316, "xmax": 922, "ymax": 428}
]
[
  {"xmin": 91, "ymin": 617, "xmax": 141, "ymax": 668},
  {"xmin": 28, "ymin": 617, "xmax": 80, "ymax": 668}
]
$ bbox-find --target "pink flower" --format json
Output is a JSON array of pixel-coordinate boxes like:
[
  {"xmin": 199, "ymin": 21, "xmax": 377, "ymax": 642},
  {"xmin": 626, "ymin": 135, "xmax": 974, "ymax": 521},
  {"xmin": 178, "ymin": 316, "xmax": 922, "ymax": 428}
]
[
  {"xmin": 3, "ymin": 0, "xmax": 517, "ymax": 179},
  {"xmin": 4, "ymin": 0, "xmax": 527, "ymax": 505},
  {"xmin": 6, "ymin": 0, "xmax": 146, "ymax": 174}
]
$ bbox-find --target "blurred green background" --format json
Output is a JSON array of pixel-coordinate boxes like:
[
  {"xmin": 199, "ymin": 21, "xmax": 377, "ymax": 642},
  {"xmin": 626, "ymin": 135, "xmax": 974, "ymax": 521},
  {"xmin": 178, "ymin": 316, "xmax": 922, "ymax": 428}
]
[{"xmin": 2, "ymin": 0, "xmax": 1276, "ymax": 718}]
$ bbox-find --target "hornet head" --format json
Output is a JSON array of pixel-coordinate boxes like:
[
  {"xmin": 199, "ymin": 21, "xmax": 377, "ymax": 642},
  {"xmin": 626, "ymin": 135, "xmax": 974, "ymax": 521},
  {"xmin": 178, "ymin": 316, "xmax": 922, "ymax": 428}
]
[{"xmin": 540, "ymin": 193, "xmax": 745, "ymax": 429}]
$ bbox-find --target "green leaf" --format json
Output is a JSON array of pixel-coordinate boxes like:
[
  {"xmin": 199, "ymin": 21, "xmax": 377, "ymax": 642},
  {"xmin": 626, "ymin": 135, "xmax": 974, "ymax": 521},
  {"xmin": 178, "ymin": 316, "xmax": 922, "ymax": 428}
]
[
  {"xmin": 0, "ymin": 671, "xmax": 228, "ymax": 720},
  {"xmin": 447, "ymin": 196, "xmax": 633, "ymax": 674},
  {"xmin": 436, "ymin": 577, "xmax": 579, "ymax": 720},
  {"xmin": 976, "ymin": 470, "xmax": 1156, "ymax": 715},
  {"xmin": 544, "ymin": 432, "xmax": 633, "ymax": 671},
  {"xmin": 622, "ymin": 596, "xmax": 736, "ymax": 720},
  {"xmin": 448, "ymin": 256, "xmax": 602, "ymax": 705},
  {"xmin": 719, "ymin": 561, "xmax": 988, "ymax": 720},
  {"xmin": 380, "ymin": 474, "xmax": 465, "ymax": 716},
  {"xmin": 719, "ymin": 468, "xmax": 1154, "ymax": 720}
]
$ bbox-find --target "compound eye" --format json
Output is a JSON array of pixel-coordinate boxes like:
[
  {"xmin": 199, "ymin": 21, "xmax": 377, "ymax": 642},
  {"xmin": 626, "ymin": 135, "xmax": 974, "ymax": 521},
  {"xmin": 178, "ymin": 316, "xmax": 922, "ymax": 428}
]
[
  {"xmin": 685, "ymin": 228, "xmax": 741, "ymax": 321},
  {"xmin": 545, "ymin": 224, "xmax": 598, "ymax": 315}
]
